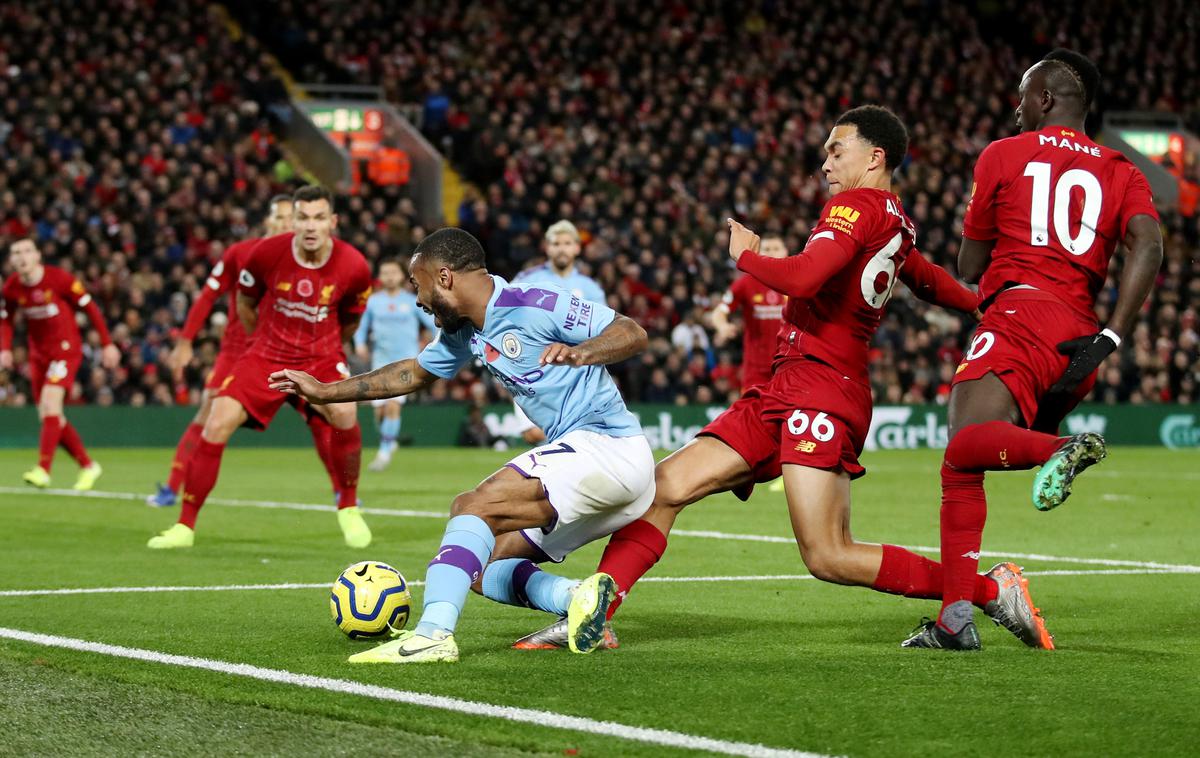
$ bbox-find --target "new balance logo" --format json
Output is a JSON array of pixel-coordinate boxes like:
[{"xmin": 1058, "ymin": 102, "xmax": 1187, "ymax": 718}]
[{"xmin": 961, "ymin": 551, "xmax": 981, "ymax": 560}]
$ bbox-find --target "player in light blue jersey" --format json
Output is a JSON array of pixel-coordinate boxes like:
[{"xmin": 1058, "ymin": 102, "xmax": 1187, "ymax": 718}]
[
  {"xmin": 353, "ymin": 259, "xmax": 436, "ymax": 471},
  {"xmin": 272, "ymin": 228, "xmax": 654, "ymax": 663},
  {"xmin": 513, "ymin": 219, "xmax": 605, "ymax": 304}
]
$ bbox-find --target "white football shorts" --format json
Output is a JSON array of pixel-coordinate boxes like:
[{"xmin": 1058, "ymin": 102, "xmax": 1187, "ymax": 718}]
[{"xmin": 506, "ymin": 429, "xmax": 655, "ymax": 562}]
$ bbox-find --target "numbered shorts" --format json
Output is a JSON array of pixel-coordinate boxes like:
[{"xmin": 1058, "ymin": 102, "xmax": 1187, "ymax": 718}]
[
  {"xmin": 506, "ymin": 430, "xmax": 656, "ymax": 563},
  {"xmin": 700, "ymin": 357, "xmax": 873, "ymax": 500},
  {"xmin": 218, "ymin": 352, "xmax": 351, "ymax": 430},
  {"xmin": 30, "ymin": 351, "xmax": 82, "ymax": 402},
  {"xmin": 954, "ymin": 289, "xmax": 1098, "ymax": 429}
]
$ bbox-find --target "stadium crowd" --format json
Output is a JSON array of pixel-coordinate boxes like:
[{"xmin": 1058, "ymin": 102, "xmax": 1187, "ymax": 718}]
[{"xmin": 2, "ymin": 0, "xmax": 1199, "ymax": 411}]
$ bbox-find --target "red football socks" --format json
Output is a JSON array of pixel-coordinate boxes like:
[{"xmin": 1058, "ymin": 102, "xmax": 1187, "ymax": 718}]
[
  {"xmin": 58, "ymin": 422, "xmax": 92, "ymax": 468},
  {"xmin": 167, "ymin": 422, "xmax": 203, "ymax": 492},
  {"xmin": 597, "ymin": 519, "xmax": 668, "ymax": 619},
  {"xmin": 179, "ymin": 438, "xmax": 226, "ymax": 529},
  {"xmin": 944, "ymin": 420, "xmax": 1064, "ymax": 472},
  {"xmin": 873, "ymin": 543, "xmax": 998, "ymax": 607},
  {"xmin": 938, "ymin": 463, "xmax": 989, "ymax": 625},
  {"xmin": 330, "ymin": 424, "xmax": 362, "ymax": 509},
  {"xmin": 37, "ymin": 415, "xmax": 64, "ymax": 472},
  {"xmin": 307, "ymin": 413, "xmax": 340, "ymax": 494}
]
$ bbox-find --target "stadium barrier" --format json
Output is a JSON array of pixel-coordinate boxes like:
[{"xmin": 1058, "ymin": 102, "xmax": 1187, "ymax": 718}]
[{"xmin": 1, "ymin": 404, "xmax": 1198, "ymax": 450}]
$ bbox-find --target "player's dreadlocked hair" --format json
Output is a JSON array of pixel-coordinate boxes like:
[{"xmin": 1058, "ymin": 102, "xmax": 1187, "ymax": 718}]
[
  {"xmin": 414, "ymin": 228, "xmax": 487, "ymax": 272},
  {"xmin": 835, "ymin": 105, "xmax": 909, "ymax": 171},
  {"xmin": 1042, "ymin": 48, "xmax": 1100, "ymax": 107}
]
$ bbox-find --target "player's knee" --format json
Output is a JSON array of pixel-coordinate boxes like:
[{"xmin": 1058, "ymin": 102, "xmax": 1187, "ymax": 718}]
[
  {"xmin": 797, "ymin": 542, "xmax": 850, "ymax": 584},
  {"xmin": 449, "ymin": 490, "xmax": 483, "ymax": 518}
]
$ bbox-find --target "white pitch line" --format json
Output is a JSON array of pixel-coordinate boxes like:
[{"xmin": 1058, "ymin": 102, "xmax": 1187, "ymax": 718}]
[
  {"xmin": 5, "ymin": 487, "xmax": 1199, "ymax": 573},
  {"xmin": 0, "ymin": 627, "xmax": 827, "ymax": 758},
  {"xmin": 3, "ymin": 568, "xmax": 1197, "ymax": 598}
]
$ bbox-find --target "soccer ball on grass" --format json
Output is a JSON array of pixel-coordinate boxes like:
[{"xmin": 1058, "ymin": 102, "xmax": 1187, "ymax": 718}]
[{"xmin": 330, "ymin": 561, "xmax": 411, "ymax": 639}]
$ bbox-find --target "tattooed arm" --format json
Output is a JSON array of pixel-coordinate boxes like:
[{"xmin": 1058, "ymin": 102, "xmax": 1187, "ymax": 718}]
[
  {"xmin": 268, "ymin": 358, "xmax": 438, "ymax": 404},
  {"xmin": 539, "ymin": 314, "xmax": 648, "ymax": 367}
]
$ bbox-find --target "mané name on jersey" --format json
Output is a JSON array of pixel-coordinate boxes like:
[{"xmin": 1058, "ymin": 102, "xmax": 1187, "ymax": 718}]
[
  {"xmin": 963, "ymin": 125, "xmax": 1159, "ymax": 317},
  {"xmin": 417, "ymin": 276, "xmax": 640, "ymax": 442}
]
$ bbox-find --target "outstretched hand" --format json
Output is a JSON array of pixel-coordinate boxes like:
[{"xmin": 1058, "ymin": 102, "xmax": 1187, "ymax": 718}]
[
  {"xmin": 268, "ymin": 369, "xmax": 332, "ymax": 403},
  {"xmin": 539, "ymin": 343, "xmax": 588, "ymax": 367}
]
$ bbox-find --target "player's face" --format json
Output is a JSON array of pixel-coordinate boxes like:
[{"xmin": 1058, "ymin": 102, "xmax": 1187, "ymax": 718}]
[
  {"xmin": 821, "ymin": 125, "xmax": 883, "ymax": 194},
  {"xmin": 546, "ymin": 232, "xmax": 580, "ymax": 270},
  {"xmin": 293, "ymin": 199, "xmax": 336, "ymax": 253},
  {"xmin": 410, "ymin": 256, "xmax": 466, "ymax": 331},
  {"xmin": 759, "ymin": 237, "xmax": 787, "ymax": 258},
  {"xmin": 1016, "ymin": 66, "xmax": 1047, "ymax": 133},
  {"xmin": 378, "ymin": 262, "xmax": 403, "ymax": 290},
  {"xmin": 265, "ymin": 201, "xmax": 295, "ymax": 236},
  {"xmin": 8, "ymin": 239, "xmax": 40, "ymax": 276}
]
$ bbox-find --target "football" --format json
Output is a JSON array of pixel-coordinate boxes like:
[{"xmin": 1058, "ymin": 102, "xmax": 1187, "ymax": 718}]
[{"xmin": 329, "ymin": 561, "xmax": 412, "ymax": 639}]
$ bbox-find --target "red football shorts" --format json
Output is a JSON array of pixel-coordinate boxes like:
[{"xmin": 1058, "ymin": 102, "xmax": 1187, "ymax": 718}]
[
  {"xmin": 953, "ymin": 289, "xmax": 1098, "ymax": 429},
  {"xmin": 30, "ymin": 350, "xmax": 82, "ymax": 403},
  {"xmin": 700, "ymin": 356, "xmax": 873, "ymax": 500},
  {"xmin": 218, "ymin": 351, "xmax": 351, "ymax": 429},
  {"xmin": 204, "ymin": 349, "xmax": 244, "ymax": 391}
]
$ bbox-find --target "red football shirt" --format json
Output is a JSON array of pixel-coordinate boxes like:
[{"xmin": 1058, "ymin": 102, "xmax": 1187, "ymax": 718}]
[
  {"xmin": 181, "ymin": 239, "xmax": 255, "ymax": 355},
  {"xmin": 722, "ymin": 275, "xmax": 785, "ymax": 387},
  {"xmin": 1, "ymin": 266, "xmax": 111, "ymax": 358},
  {"xmin": 236, "ymin": 233, "xmax": 372, "ymax": 364},
  {"xmin": 739, "ymin": 188, "xmax": 918, "ymax": 384},
  {"xmin": 963, "ymin": 125, "xmax": 1159, "ymax": 318}
]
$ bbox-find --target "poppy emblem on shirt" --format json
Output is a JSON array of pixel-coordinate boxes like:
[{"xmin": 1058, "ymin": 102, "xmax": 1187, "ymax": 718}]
[
  {"xmin": 297, "ymin": 279, "xmax": 314, "ymax": 298},
  {"xmin": 502, "ymin": 333, "xmax": 523, "ymax": 359},
  {"xmin": 484, "ymin": 343, "xmax": 502, "ymax": 362}
]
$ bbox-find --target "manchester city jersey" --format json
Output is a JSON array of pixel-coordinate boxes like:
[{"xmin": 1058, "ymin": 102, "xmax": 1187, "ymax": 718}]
[
  {"xmin": 354, "ymin": 289, "xmax": 436, "ymax": 369},
  {"xmin": 513, "ymin": 264, "xmax": 605, "ymax": 304},
  {"xmin": 417, "ymin": 276, "xmax": 640, "ymax": 442}
]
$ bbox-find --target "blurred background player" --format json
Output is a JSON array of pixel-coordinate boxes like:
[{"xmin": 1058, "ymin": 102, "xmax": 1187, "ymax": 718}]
[
  {"xmin": 1, "ymin": 238, "xmax": 119, "ymax": 489},
  {"xmin": 353, "ymin": 258, "xmax": 435, "ymax": 471},
  {"xmin": 272, "ymin": 227, "xmax": 653, "ymax": 663},
  {"xmin": 904, "ymin": 51, "xmax": 1163, "ymax": 650},
  {"xmin": 511, "ymin": 220, "xmax": 606, "ymax": 443},
  {"xmin": 147, "ymin": 196, "xmax": 343, "ymax": 506},
  {"xmin": 146, "ymin": 186, "xmax": 373, "ymax": 550},
  {"xmin": 711, "ymin": 233, "xmax": 788, "ymax": 391}
]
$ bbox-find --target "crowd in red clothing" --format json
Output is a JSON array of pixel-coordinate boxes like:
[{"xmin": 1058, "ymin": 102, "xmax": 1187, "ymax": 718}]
[{"xmin": 2, "ymin": 0, "xmax": 1199, "ymax": 409}]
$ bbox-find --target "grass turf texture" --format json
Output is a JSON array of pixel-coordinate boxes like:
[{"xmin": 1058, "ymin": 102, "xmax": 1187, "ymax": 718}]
[{"xmin": 0, "ymin": 446, "xmax": 1196, "ymax": 757}]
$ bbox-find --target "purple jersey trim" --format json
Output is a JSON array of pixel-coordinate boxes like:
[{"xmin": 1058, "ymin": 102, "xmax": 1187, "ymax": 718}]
[
  {"xmin": 518, "ymin": 529, "xmax": 557, "ymax": 563},
  {"xmin": 496, "ymin": 287, "xmax": 559, "ymax": 311},
  {"xmin": 505, "ymin": 462, "xmax": 531, "ymax": 478}
]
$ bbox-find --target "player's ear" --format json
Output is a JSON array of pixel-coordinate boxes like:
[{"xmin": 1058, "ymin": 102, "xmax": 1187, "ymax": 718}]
[
  {"xmin": 330, "ymin": 213, "xmax": 339, "ymax": 230},
  {"xmin": 438, "ymin": 266, "xmax": 453, "ymax": 289}
]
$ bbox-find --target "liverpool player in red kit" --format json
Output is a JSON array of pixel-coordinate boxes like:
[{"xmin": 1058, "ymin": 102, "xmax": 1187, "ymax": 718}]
[
  {"xmin": 712, "ymin": 233, "xmax": 786, "ymax": 390},
  {"xmin": 1, "ymin": 239, "xmax": 119, "ymax": 489},
  {"xmin": 147, "ymin": 186, "xmax": 374, "ymax": 549},
  {"xmin": 516, "ymin": 107, "xmax": 1042, "ymax": 652},
  {"xmin": 903, "ymin": 51, "xmax": 1163, "ymax": 651},
  {"xmin": 146, "ymin": 196, "xmax": 342, "ymax": 507}
]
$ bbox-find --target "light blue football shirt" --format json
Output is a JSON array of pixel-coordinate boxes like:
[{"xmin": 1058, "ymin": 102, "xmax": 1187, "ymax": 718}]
[
  {"xmin": 417, "ymin": 276, "xmax": 641, "ymax": 442},
  {"xmin": 354, "ymin": 289, "xmax": 436, "ymax": 370},
  {"xmin": 513, "ymin": 264, "xmax": 606, "ymax": 305}
]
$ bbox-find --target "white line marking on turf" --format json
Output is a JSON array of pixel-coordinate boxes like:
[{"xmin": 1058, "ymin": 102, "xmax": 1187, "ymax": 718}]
[
  {"xmin": 0, "ymin": 627, "xmax": 828, "ymax": 758},
  {"xmin": 6, "ymin": 487, "xmax": 1199, "ymax": 573},
  {"xmin": 4, "ymin": 568, "xmax": 1197, "ymax": 598}
]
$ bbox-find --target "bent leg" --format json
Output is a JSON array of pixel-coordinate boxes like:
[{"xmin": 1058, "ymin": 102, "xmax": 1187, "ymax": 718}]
[
  {"xmin": 178, "ymin": 396, "xmax": 245, "ymax": 528},
  {"xmin": 598, "ymin": 435, "xmax": 753, "ymax": 618}
]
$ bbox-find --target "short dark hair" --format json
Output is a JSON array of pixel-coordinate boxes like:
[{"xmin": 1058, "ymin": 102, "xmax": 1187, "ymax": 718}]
[
  {"xmin": 1042, "ymin": 48, "xmax": 1100, "ymax": 107},
  {"xmin": 835, "ymin": 105, "xmax": 909, "ymax": 171},
  {"xmin": 292, "ymin": 184, "xmax": 335, "ymax": 210},
  {"xmin": 269, "ymin": 193, "xmax": 293, "ymax": 207},
  {"xmin": 413, "ymin": 228, "xmax": 486, "ymax": 272}
]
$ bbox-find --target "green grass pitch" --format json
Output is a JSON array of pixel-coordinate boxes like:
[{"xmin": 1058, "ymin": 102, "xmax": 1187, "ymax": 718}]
[{"xmin": 0, "ymin": 445, "xmax": 1197, "ymax": 756}]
